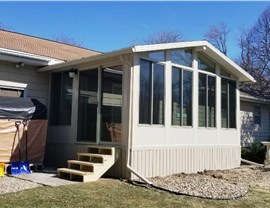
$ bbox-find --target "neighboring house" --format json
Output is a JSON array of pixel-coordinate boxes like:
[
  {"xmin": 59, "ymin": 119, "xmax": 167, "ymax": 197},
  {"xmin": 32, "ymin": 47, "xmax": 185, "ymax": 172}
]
[
  {"xmin": 240, "ymin": 90, "xmax": 270, "ymax": 147},
  {"xmin": 0, "ymin": 30, "xmax": 255, "ymax": 182}
]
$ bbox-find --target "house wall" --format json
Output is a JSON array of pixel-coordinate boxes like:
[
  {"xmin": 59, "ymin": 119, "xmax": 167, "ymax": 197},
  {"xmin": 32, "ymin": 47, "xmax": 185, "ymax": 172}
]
[
  {"xmin": 0, "ymin": 61, "xmax": 49, "ymax": 105},
  {"xmin": 129, "ymin": 50, "xmax": 241, "ymax": 179},
  {"xmin": 240, "ymin": 100, "xmax": 270, "ymax": 146}
]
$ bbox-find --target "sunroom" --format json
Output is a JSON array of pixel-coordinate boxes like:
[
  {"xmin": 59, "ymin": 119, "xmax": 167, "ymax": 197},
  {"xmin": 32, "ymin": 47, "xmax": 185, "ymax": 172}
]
[{"xmin": 40, "ymin": 41, "xmax": 254, "ymax": 181}]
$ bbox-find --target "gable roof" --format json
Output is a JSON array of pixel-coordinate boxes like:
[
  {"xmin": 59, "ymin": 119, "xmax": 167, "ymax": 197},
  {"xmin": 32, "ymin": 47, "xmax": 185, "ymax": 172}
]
[
  {"xmin": 132, "ymin": 41, "xmax": 255, "ymax": 82},
  {"xmin": 0, "ymin": 30, "xmax": 101, "ymax": 62},
  {"xmin": 38, "ymin": 40, "xmax": 255, "ymax": 83}
]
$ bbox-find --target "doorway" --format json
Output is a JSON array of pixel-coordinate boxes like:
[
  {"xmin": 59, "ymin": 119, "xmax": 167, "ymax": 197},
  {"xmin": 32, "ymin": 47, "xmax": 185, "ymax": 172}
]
[{"xmin": 76, "ymin": 66, "xmax": 122, "ymax": 144}]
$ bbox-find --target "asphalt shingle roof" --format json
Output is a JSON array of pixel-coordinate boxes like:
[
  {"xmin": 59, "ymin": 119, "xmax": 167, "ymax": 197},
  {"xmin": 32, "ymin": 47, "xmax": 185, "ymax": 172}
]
[{"xmin": 0, "ymin": 30, "xmax": 101, "ymax": 61}]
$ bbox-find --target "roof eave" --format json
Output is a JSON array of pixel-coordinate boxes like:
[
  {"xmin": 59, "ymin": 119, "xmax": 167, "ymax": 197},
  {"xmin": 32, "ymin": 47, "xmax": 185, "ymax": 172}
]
[
  {"xmin": 38, "ymin": 47, "xmax": 133, "ymax": 72},
  {"xmin": 0, "ymin": 48, "xmax": 63, "ymax": 66},
  {"xmin": 38, "ymin": 41, "xmax": 255, "ymax": 83}
]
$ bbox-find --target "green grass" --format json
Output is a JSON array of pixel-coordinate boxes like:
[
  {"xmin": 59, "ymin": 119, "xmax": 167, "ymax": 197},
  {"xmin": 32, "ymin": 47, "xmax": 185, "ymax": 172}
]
[{"xmin": 1, "ymin": 179, "xmax": 270, "ymax": 208}]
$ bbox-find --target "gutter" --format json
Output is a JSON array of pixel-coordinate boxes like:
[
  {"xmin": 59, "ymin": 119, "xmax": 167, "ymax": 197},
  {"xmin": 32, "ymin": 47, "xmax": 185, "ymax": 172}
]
[
  {"xmin": 0, "ymin": 47, "xmax": 63, "ymax": 66},
  {"xmin": 125, "ymin": 56, "xmax": 153, "ymax": 185},
  {"xmin": 240, "ymin": 96, "xmax": 270, "ymax": 105}
]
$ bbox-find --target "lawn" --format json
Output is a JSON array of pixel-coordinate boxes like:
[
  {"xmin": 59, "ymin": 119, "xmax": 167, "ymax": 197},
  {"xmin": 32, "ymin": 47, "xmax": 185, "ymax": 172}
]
[{"xmin": 0, "ymin": 179, "xmax": 270, "ymax": 208}]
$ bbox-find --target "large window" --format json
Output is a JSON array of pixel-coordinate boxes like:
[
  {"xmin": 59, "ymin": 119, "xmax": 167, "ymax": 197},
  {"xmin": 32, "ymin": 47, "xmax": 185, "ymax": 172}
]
[
  {"xmin": 172, "ymin": 67, "xmax": 193, "ymax": 126},
  {"xmin": 50, "ymin": 71, "xmax": 72, "ymax": 125},
  {"xmin": 198, "ymin": 53, "xmax": 215, "ymax": 73},
  {"xmin": 171, "ymin": 49, "xmax": 193, "ymax": 67},
  {"xmin": 139, "ymin": 59, "xmax": 164, "ymax": 125},
  {"xmin": 77, "ymin": 69, "xmax": 98, "ymax": 142},
  {"xmin": 100, "ymin": 67, "xmax": 122, "ymax": 143},
  {"xmin": 198, "ymin": 73, "xmax": 216, "ymax": 127},
  {"xmin": 221, "ymin": 78, "xmax": 236, "ymax": 128}
]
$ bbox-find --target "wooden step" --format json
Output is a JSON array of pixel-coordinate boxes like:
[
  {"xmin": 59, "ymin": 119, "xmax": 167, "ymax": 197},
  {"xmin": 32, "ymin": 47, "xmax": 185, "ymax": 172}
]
[
  {"xmin": 67, "ymin": 160, "xmax": 104, "ymax": 172},
  {"xmin": 77, "ymin": 153, "xmax": 110, "ymax": 163},
  {"xmin": 58, "ymin": 146, "xmax": 120, "ymax": 182},
  {"xmin": 87, "ymin": 146, "xmax": 114, "ymax": 155},
  {"xmin": 57, "ymin": 168, "xmax": 92, "ymax": 176},
  {"xmin": 67, "ymin": 160, "xmax": 102, "ymax": 166},
  {"xmin": 57, "ymin": 168, "xmax": 94, "ymax": 182}
]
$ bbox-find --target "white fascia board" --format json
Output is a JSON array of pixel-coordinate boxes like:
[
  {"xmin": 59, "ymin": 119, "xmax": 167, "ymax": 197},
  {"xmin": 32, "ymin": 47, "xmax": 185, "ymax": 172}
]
[
  {"xmin": 38, "ymin": 47, "xmax": 133, "ymax": 72},
  {"xmin": 37, "ymin": 40, "xmax": 255, "ymax": 83},
  {"xmin": 203, "ymin": 42, "xmax": 255, "ymax": 83},
  {"xmin": 132, "ymin": 41, "xmax": 207, "ymax": 52},
  {"xmin": 0, "ymin": 47, "xmax": 63, "ymax": 66},
  {"xmin": 132, "ymin": 41, "xmax": 255, "ymax": 83}
]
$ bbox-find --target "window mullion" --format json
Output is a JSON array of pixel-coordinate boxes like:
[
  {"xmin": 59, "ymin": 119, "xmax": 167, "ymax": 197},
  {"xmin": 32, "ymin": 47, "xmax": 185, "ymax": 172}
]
[
  {"xmin": 181, "ymin": 69, "xmax": 183, "ymax": 126},
  {"xmin": 227, "ymin": 81, "xmax": 230, "ymax": 128},
  {"xmin": 151, "ymin": 62, "xmax": 154, "ymax": 125},
  {"xmin": 60, "ymin": 72, "xmax": 64, "ymax": 123},
  {"xmin": 206, "ymin": 75, "xmax": 208, "ymax": 127}
]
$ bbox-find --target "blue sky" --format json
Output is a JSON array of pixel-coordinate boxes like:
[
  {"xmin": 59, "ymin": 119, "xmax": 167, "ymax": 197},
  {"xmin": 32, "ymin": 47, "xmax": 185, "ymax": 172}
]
[{"xmin": 0, "ymin": 1, "xmax": 269, "ymax": 58}]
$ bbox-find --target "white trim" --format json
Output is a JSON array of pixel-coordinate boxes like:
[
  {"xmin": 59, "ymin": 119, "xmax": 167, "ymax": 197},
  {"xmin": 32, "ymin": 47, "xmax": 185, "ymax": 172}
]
[
  {"xmin": 38, "ymin": 41, "xmax": 254, "ymax": 83},
  {"xmin": 192, "ymin": 49, "xmax": 199, "ymax": 144},
  {"xmin": 0, "ymin": 80, "xmax": 27, "ymax": 89},
  {"xmin": 133, "ymin": 41, "xmax": 254, "ymax": 82},
  {"xmin": 0, "ymin": 47, "xmax": 63, "ymax": 66},
  {"xmin": 132, "ymin": 41, "xmax": 208, "ymax": 53},
  {"xmin": 171, "ymin": 63, "xmax": 193, "ymax": 71}
]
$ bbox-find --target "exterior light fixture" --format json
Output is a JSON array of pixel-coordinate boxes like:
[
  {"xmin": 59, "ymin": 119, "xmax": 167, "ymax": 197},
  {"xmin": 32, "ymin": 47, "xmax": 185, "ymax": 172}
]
[
  {"xmin": 16, "ymin": 62, "xmax": 25, "ymax": 68},
  {"xmin": 69, "ymin": 69, "xmax": 78, "ymax": 78},
  {"xmin": 195, "ymin": 46, "xmax": 207, "ymax": 52}
]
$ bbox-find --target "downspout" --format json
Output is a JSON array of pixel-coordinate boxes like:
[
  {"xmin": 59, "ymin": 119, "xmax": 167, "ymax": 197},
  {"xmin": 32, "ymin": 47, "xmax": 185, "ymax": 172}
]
[{"xmin": 122, "ymin": 55, "xmax": 153, "ymax": 185}]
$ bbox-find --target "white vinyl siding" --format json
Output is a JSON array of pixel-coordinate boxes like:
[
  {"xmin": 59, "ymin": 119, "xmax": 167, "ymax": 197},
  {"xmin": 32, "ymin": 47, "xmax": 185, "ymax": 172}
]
[
  {"xmin": 0, "ymin": 61, "xmax": 49, "ymax": 105},
  {"xmin": 240, "ymin": 101, "xmax": 270, "ymax": 146}
]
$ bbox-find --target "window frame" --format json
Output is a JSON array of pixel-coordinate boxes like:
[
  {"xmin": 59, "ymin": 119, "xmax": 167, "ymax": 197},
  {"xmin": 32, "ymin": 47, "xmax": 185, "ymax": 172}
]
[
  {"xmin": 170, "ymin": 48, "xmax": 193, "ymax": 68},
  {"xmin": 49, "ymin": 70, "xmax": 73, "ymax": 126},
  {"xmin": 198, "ymin": 72, "xmax": 217, "ymax": 128},
  {"xmin": 139, "ymin": 58, "xmax": 165, "ymax": 126},
  {"xmin": 171, "ymin": 66, "xmax": 193, "ymax": 127},
  {"xmin": 221, "ymin": 77, "xmax": 237, "ymax": 129}
]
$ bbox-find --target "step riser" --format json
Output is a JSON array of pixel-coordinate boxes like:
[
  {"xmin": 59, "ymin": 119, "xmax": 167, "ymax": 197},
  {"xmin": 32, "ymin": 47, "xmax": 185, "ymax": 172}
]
[
  {"xmin": 68, "ymin": 163, "xmax": 94, "ymax": 172},
  {"xmin": 78, "ymin": 155, "xmax": 104, "ymax": 163},
  {"xmin": 88, "ymin": 147, "xmax": 112, "ymax": 155}
]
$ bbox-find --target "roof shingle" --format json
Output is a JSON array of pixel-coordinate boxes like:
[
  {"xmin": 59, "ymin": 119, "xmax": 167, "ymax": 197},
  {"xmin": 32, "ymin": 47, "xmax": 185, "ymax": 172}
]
[{"xmin": 0, "ymin": 30, "xmax": 101, "ymax": 61}]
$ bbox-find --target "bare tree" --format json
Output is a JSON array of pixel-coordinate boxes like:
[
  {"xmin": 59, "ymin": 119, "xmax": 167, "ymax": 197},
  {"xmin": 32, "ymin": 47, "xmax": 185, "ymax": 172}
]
[
  {"xmin": 204, "ymin": 23, "xmax": 229, "ymax": 55},
  {"xmin": 144, "ymin": 30, "xmax": 183, "ymax": 44},
  {"xmin": 0, "ymin": 22, "xmax": 11, "ymax": 30},
  {"xmin": 238, "ymin": 6, "xmax": 270, "ymax": 97},
  {"xmin": 53, "ymin": 33, "xmax": 83, "ymax": 47}
]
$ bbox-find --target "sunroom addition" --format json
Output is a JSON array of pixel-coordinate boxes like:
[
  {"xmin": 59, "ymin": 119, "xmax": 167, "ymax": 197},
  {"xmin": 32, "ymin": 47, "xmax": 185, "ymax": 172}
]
[{"xmin": 43, "ymin": 41, "xmax": 254, "ymax": 181}]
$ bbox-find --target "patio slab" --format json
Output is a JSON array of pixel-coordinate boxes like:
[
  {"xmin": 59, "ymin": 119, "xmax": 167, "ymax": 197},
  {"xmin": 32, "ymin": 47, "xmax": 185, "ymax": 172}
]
[{"xmin": 12, "ymin": 172, "xmax": 78, "ymax": 187}]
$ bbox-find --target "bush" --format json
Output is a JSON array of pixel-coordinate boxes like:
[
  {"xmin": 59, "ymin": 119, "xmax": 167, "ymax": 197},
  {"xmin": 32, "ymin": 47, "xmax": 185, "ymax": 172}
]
[{"xmin": 241, "ymin": 143, "xmax": 266, "ymax": 164}]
